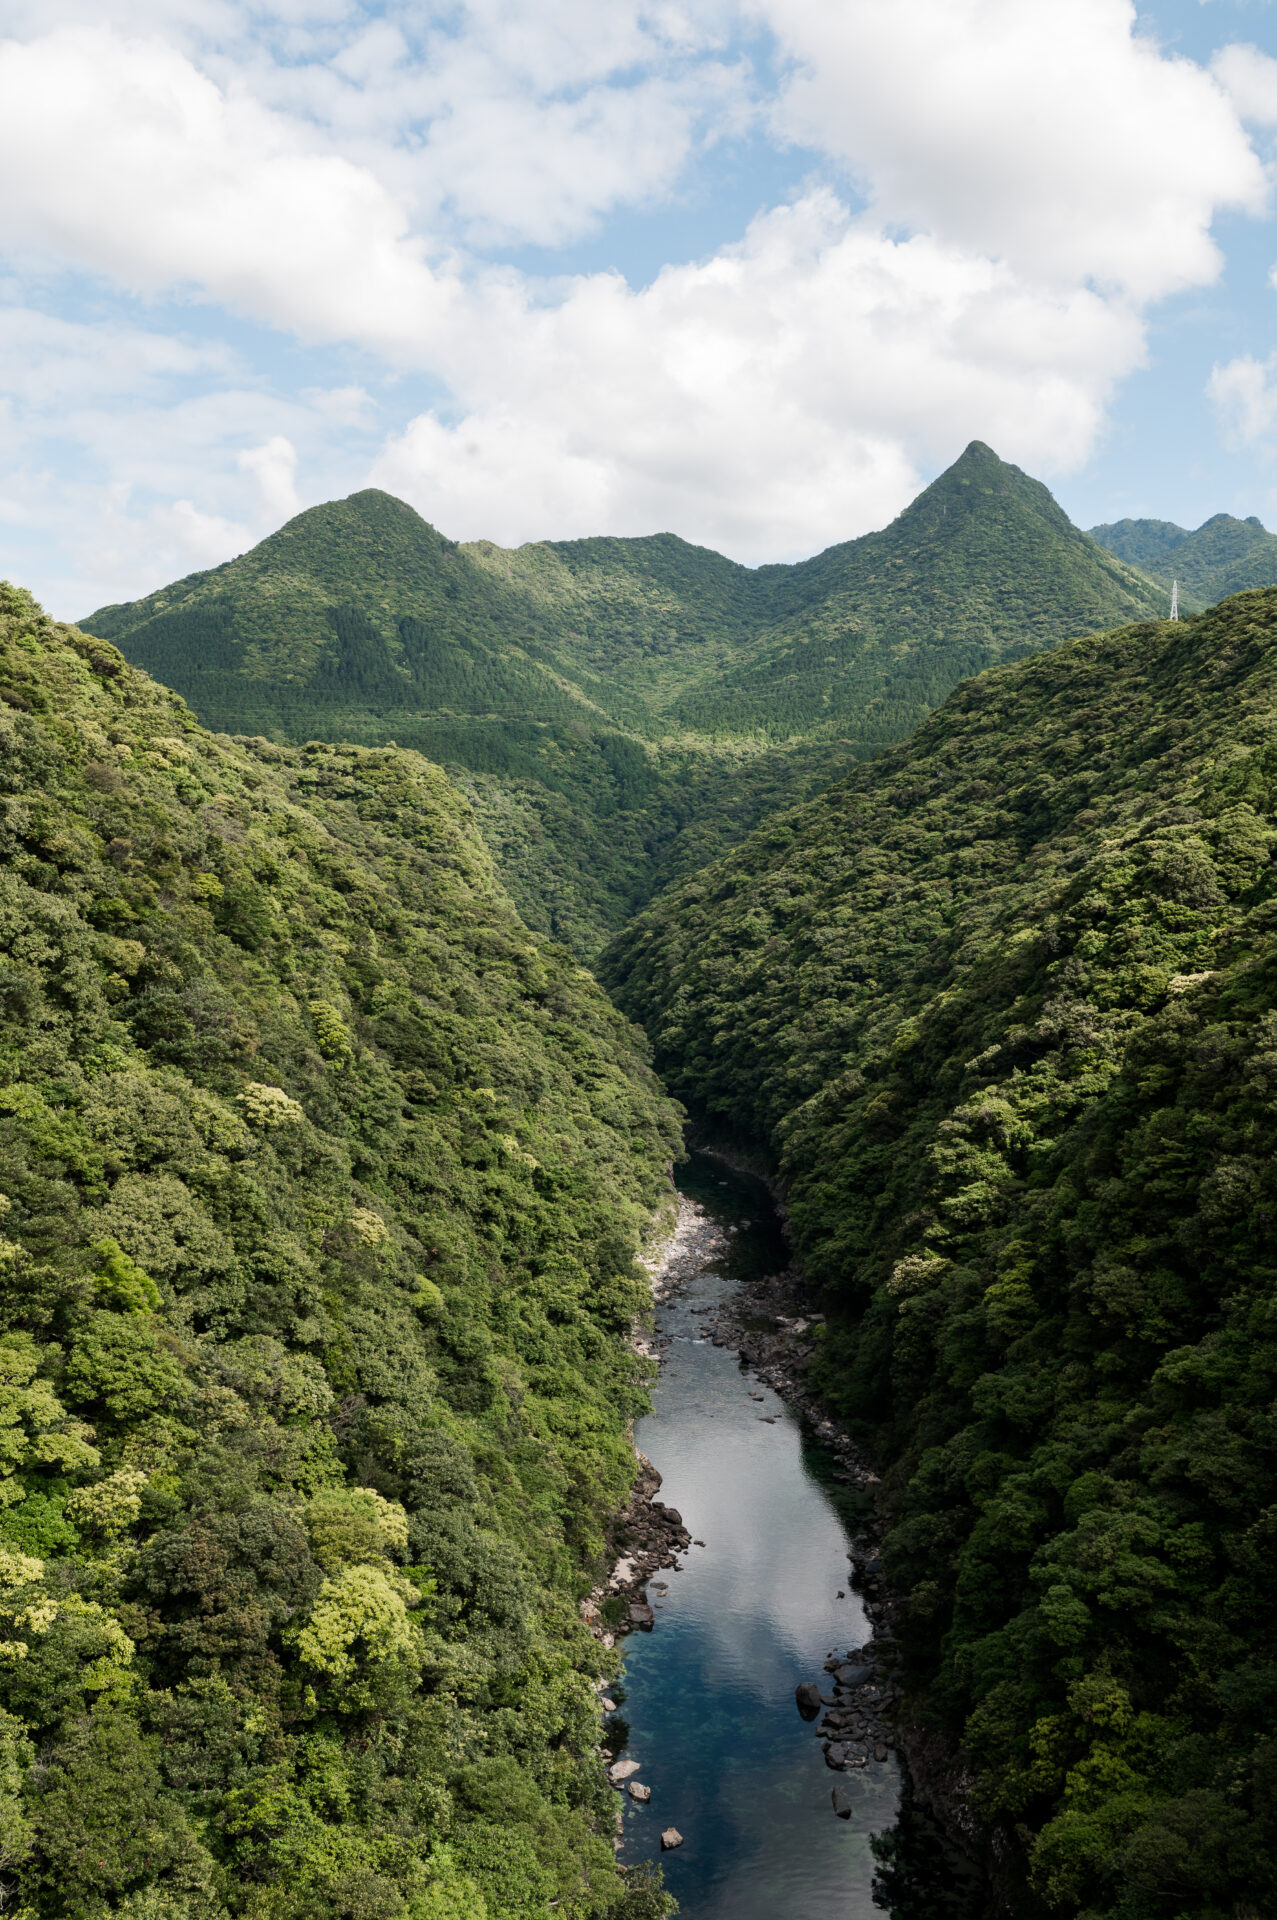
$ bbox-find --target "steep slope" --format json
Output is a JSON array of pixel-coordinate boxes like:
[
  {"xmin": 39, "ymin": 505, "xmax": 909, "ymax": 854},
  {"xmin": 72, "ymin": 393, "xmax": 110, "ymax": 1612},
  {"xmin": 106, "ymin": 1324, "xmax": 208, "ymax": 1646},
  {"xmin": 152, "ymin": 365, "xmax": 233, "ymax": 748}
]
[
  {"xmin": 1091, "ymin": 511, "xmax": 1277, "ymax": 608},
  {"xmin": 605, "ymin": 589, "xmax": 1277, "ymax": 1919},
  {"xmin": 83, "ymin": 447, "xmax": 1166, "ymax": 958},
  {"xmin": 0, "ymin": 580, "xmax": 680, "ymax": 1920},
  {"xmin": 672, "ymin": 440, "xmax": 1166, "ymax": 742}
]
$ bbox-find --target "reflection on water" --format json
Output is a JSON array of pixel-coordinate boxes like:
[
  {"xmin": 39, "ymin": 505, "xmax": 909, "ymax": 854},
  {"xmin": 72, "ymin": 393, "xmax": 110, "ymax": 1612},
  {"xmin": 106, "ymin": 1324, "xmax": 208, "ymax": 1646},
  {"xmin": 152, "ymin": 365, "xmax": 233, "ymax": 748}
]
[{"xmin": 618, "ymin": 1158, "xmax": 898, "ymax": 1919}]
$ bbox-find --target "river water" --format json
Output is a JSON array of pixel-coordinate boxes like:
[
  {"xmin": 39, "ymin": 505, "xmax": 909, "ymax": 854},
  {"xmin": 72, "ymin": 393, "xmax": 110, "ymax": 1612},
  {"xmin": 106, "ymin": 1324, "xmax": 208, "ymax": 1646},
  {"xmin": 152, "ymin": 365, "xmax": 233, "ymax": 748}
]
[{"xmin": 616, "ymin": 1157, "xmax": 900, "ymax": 1918}]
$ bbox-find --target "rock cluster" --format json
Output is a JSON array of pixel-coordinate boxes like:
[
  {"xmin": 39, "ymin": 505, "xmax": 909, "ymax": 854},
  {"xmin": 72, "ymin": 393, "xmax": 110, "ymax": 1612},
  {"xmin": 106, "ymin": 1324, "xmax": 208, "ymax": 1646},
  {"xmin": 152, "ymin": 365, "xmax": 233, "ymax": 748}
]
[
  {"xmin": 800, "ymin": 1636, "xmax": 900, "ymax": 1772},
  {"xmin": 582, "ymin": 1198, "xmax": 702, "ymax": 1652},
  {"xmin": 588, "ymin": 1456, "xmax": 693, "ymax": 1637}
]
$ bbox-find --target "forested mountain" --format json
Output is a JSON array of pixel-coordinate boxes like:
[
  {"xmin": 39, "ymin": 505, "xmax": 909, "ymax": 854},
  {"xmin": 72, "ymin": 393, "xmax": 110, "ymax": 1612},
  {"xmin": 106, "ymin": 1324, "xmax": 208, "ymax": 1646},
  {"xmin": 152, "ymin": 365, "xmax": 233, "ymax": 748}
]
[
  {"xmin": 1090, "ymin": 511, "xmax": 1277, "ymax": 609},
  {"xmin": 82, "ymin": 444, "xmax": 1165, "ymax": 958},
  {"xmin": 604, "ymin": 588, "xmax": 1277, "ymax": 1919},
  {"xmin": 0, "ymin": 580, "xmax": 680, "ymax": 1920}
]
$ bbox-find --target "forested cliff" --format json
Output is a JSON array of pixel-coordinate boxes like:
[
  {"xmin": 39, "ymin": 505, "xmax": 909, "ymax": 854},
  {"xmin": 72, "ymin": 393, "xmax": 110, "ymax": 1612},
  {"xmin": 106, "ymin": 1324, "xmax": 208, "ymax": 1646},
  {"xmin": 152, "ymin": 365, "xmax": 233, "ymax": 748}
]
[
  {"xmin": 10, "ymin": 454, "xmax": 1277, "ymax": 1920},
  {"xmin": 605, "ymin": 589, "xmax": 1277, "ymax": 1918},
  {"xmin": 0, "ymin": 582, "xmax": 680, "ymax": 1920}
]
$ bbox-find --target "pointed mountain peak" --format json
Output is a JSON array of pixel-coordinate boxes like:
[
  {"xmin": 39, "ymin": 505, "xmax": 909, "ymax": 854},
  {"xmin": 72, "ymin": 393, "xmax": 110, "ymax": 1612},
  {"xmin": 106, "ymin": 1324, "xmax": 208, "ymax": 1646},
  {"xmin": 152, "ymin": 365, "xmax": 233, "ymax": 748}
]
[
  {"xmin": 949, "ymin": 438, "xmax": 1004, "ymax": 471},
  {"xmin": 891, "ymin": 440, "xmax": 1077, "ymax": 544}
]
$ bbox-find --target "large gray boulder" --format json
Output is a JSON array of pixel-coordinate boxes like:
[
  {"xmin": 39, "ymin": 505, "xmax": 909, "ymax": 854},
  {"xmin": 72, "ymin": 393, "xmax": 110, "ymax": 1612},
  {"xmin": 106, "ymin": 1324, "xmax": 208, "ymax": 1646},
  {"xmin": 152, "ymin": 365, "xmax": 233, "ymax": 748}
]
[{"xmin": 795, "ymin": 1681, "xmax": 822, "ymax": 1720}]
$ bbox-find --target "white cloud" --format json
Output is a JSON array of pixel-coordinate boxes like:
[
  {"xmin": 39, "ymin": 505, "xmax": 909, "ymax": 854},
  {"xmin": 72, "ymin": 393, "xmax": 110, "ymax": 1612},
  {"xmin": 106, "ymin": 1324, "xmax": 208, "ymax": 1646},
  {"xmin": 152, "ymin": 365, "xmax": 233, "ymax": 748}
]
[
  {"xmin": 0, "ymin": 28, "xmax": 457, "ymax": 358},
  {"xmin": 0, "ymin": 0, "xmax": 1269, "ymax": 606},
  {"xmin": 1, "ymin": 6, "xmax": 747, "ymax": 256},
  {"xmin": 146, "ymin": 497, "xmax": 254, "ymax": 569},
  {"xmin": 373, "ymin": 192, "xmax": 1144, "ymax": 560},
  {"xmin": 239, "ymin": 435, "xmax": 301, "ymax": 520},
  {"xmin": 1212, "ymin": 42, "xmax": 1277, "ymax": 125},
  {"xmin": 756, "ymin": 0, "xmax": 1265, "ymax": 300},
  {"xmin": 0, "ymin": 302, "xmax": 379, "ymax": 611},
  {"xmin": 0, "ymin": 308, "xmax": 232, "ymax": 408},
  {"xmin": 1207, "ymin": 350, "xmax": 1277, "ymax": 447}
]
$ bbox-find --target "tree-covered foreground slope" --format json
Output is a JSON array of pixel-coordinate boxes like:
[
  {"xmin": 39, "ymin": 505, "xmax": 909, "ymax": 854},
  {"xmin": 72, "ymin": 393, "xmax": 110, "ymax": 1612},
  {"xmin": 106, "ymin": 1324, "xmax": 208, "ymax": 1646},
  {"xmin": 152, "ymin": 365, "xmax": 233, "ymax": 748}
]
[
  {"xmin": 605, "ymin": 590, "xmax": 1277, "ymax": 1918},
  {"xmin": 0, "ymin": 581, "xmax": 681, "ymax": 1920},
  {"xmin": 82, "ymin": 446, "xmax": 1165, "ymax": 959},
  {"xmin": 1090, "ymin": 513, "xmax": 1277, "ymax": 612}
]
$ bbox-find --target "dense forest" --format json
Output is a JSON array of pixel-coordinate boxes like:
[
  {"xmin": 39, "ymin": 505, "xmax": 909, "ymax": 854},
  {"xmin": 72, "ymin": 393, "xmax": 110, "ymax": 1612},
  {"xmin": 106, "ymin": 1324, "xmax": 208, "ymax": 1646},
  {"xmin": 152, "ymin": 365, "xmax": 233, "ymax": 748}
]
[
  {"xmin": 605, "ymin": 589, "xmax": 1277, "ymax": 1919},
  {"xmin": 1091, "ymin": 513, "xmax": 1277, "ymax": 611},
  {"xmin": 0, "ymin": 581, "xmax": 682, "ymax": 1920},
  {"xmin": 82, "ymin": 445, "xmax": 1165, "ymax": 959},
  {"xmin": 19, "ymin": 445, "xmax": 1277, "ymax": 1919}
]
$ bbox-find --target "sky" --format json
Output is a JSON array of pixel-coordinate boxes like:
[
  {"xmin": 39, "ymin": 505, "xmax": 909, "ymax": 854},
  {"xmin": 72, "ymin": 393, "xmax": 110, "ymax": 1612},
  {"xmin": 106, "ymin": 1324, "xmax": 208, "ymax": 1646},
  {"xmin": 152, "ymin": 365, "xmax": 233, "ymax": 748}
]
[{"xmin": 3, "ymin": 0, "xmax": 1277, "ymax": 617}]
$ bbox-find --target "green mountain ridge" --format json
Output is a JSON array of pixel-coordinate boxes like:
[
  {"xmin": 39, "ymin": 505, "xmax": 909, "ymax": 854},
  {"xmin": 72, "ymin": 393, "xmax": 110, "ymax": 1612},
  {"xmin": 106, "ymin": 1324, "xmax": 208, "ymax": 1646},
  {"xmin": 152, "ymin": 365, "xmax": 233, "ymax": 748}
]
[
  {"xmin": 0, "ymin": 580, "xmax": 680, "ymax": 1920},
  {"xmin": 604, "ymin": 586, "xmax": 1277, "ymax": 1920},
  {"xmin": 1090, "ymin": 511, "xmax": 1277, "ymax": 609},
  {"xmin": 83, "ymin": 443, "xmax": 1167, "ymax": 959}
]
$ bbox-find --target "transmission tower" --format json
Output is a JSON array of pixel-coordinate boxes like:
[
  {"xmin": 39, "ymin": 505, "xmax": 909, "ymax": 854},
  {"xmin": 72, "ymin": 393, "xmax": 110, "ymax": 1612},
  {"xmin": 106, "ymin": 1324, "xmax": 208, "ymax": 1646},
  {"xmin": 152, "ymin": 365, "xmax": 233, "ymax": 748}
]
[{"xmin": 1170, "ymin": 579, "xmax": 1179, "ymax": 621}]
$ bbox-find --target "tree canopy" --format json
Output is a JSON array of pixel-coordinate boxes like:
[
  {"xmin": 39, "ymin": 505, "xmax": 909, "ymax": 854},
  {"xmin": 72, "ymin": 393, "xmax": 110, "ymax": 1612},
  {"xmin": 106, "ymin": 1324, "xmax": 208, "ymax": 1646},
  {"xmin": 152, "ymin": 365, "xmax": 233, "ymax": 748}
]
[
  {"xmin": 0, "ymin": 581, "xmax": 681, "ymax": 1920},
  {"xmin": 606, "ymin": 588, "xmax": 1277, "ymax": 1919}
]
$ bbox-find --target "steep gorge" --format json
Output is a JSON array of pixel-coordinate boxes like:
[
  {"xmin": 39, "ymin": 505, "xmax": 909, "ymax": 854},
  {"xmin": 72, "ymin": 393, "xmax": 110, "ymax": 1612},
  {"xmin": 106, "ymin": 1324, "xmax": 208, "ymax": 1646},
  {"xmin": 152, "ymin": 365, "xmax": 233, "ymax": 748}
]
[
  {"xmin": 5, "ymin": 465, "xmax": 1275, "ymax": 1920},
  {"xmin": 605, "ymin": 589, "xmax": 1277, "ymax": 1920},
  {"xmin": 0, "ymin": 581, "xmax": 681, "ymax": 1920}
]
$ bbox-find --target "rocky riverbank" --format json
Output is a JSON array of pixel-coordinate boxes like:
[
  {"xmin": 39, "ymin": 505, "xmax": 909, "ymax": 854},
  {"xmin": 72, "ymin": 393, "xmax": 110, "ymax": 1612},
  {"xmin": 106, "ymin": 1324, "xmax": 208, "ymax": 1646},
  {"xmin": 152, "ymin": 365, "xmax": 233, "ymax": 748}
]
[
  {"xmin": 686, "ymin": 1157, "xmax": 990, "ymax": 1881},
  {"xmin": 685, "ymin": 1209, "xmax": 907, "ymax": 1779},
  {"xmin": 580, "ymin": 1194, "xmax": 703, "ymax": 1649}
]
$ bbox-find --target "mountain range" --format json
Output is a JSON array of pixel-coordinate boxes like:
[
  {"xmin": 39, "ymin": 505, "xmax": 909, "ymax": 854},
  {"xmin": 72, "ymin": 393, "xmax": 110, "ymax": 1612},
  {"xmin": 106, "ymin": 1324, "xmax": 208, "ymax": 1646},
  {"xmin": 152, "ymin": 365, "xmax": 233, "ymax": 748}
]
[
  {"xmin": 1089, "ymin": 510, "xmax": 1277, "ymax": 610},
  {"xmin": 83, "ymin": 442, "xmax": 1166, "ymax": 956}
]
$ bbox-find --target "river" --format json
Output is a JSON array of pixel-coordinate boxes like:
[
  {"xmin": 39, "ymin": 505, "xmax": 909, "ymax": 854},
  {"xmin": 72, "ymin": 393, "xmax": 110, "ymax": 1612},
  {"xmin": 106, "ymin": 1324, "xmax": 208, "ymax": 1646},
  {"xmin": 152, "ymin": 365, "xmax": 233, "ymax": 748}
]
[{"xmin": 615, "ymin": 1156, "xmax": 901, "ymax": 1919}]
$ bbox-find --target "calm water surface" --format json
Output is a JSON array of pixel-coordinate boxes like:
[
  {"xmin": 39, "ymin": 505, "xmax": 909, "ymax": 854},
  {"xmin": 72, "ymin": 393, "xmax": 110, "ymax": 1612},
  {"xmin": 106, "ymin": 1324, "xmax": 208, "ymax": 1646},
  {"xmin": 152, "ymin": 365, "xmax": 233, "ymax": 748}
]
[{"xmin": 618, "ymin": 1158, "xmax": 899, "ymax": 1919}]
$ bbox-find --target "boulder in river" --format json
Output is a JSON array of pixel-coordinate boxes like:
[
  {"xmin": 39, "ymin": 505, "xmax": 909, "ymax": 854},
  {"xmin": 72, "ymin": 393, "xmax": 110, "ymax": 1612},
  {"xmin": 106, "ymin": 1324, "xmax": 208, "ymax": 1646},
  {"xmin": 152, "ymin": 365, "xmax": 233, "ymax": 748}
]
[
  {"xmin": 628, "ymin": 1602, "xmax": 655, "ymax": 1631},
  {"xmin": 836, "ymin": 1663, "xmax": 873, "ymax": 1687},
  {"xmin": 660, "ymin": 1828, "xmax": 683, "ymax": 1851},
  {"xmin": 609, "ymin": 1760, "xmax": 642, "ymax": 1786},
  {"xmin": 831, "ymin": 1787, "xmax": 851, "ymax": 1820},
  {"xmin": 795, "ymin": 1681, "xmax": 822, "ymax": 1720},
  {"xmin": 823, "ymin": 1744, "xmax": 848, "ymax": 1770},
  {"xmin": 628, "ymin": 1782, "xmax": 651, "ymax": 1803}
]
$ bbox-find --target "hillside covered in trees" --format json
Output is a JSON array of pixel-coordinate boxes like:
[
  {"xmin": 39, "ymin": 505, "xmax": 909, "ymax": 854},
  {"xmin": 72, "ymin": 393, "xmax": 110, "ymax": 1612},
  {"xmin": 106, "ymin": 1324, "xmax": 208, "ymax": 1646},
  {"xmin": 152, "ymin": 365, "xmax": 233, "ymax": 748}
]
[
  {"xmin": 1090, "ymin": 512, "xmax": 1277, "ymax": 611},
  {"xmin": 82, "ymin": 445, "xmax": 1165, "ymax": 958},
  {"xmin": 605, "ymin": 588, "xmax": 1277, "ymax": 1919},
  {"xmin": 0, "ymin": 581, "xmax": 681, "ymax": 1920}
]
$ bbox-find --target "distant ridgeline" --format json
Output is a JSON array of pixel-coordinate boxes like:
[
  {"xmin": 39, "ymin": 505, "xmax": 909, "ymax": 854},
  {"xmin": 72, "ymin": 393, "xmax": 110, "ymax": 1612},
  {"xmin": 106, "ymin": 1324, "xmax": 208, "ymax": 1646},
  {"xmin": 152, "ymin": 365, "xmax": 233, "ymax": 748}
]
[
  {"xmin": 83, "ymin": 443, "xmax": 1165, "ymax": 959},
  {"xmin": 0, "ymin": 583, "xmax": 681, "ymax": 1920},
  {"xmin": 604, "ymin": 589, "xmax": 1277, "ymax": 1919},
  {"xmin": 1091, "ymin": 511, "xmax": 1277, "ymax": 612}
]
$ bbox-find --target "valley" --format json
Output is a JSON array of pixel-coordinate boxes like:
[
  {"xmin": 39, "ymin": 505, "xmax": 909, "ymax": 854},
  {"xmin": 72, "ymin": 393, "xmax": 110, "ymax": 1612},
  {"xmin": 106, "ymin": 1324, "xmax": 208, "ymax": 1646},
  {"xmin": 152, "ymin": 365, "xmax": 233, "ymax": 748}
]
[
  {"xmin": 605, "ymin": 586, "xmax": 1277, "ymax": 1920},
  {"xmin": 0, "ymin": 446, "xmax": 1273, "ymax": 1920}
]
